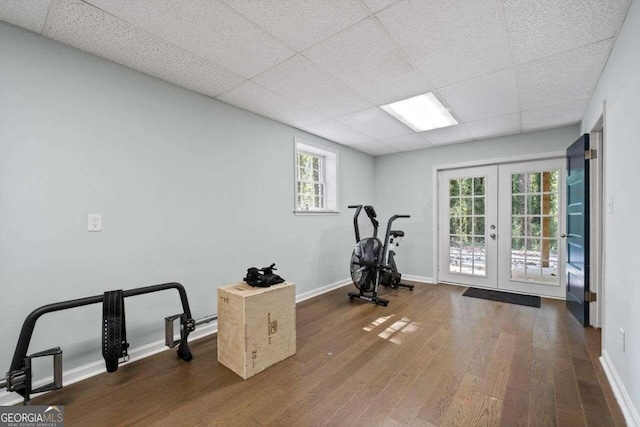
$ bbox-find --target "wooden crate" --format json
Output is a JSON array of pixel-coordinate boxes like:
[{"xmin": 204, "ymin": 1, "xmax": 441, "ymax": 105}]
[{"xmin": 217, "ymin": 281, "xmax": 296, "ymax": 379}]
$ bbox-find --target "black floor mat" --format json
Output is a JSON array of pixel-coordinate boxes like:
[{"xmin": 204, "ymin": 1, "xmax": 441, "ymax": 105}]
[{"xmin": 462, "ymin": 287, "xmax": 541, "ymax": 308}]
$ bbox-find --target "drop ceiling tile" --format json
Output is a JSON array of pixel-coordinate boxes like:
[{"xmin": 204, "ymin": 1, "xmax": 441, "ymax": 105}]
[
  {"xmin": 419, "ymin": 124, "xmax": 473, "ymax": 146},
  {"xmin": 47, "ymin": 0, "xmax": 245, "ymax": 97},
  {"xmin": 304, "ymin": 18, "xmax": 432, "ymax": 105},
  {"xmin": 350, "ymin": 141, "xmax": 398, "ymax": 156},
  {"xmin": 301, "ymin": 120, "xmax": 373, "ymax": 146},
  {"xmin": 253, "ymin": 55, "xmax": 373, "ymax": 118},
  {"xmin": 222, "ymin": 0, "xmax": 368, "ymax": 52},
  {"xmin": 438, "ymin": 69, "xmax": 519, "ymax": 123},
  {"xmin": 336, "ymin": 107, "xmax": 413, "ymax": 139},
  {"xmin": 377, "ymin": 0, "xmax": 512, "ymax": 88},
  {"xmin": 217, "ymin": 81, "xmax": 327, "ymax": 128},
  {"xmin": 516, "ymin": 39, "xmax": 613, "ymax": 111},
  {"xmin": 86, "ymin": 0, "xmax": 294, "ymax": 78},
  {"xmin": 464, "ymin": 113, "xmax": 522, "ymax": 141},
  {"xmin": 379, "ymin": 133, "xmax": 431, "ymax": 152},
  {"xmin": 363, "ymin": 0, "xmax": 400, "ymax": 13},
  {"xmin": 504, "ymin": 0, "xmax": 631, "ymax": 65},
  {"xmin": 0, "ymin": 0, "xmax": 51, "ymax": 33},
  {"xmin": 522, "ymin": 99, "xmax": 587, "ymax": 132}
]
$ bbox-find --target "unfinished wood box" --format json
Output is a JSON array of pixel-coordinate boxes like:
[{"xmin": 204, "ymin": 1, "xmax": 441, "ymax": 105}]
[{"xmin": 217, "ymin": 281, "xmax": 296, "ymax": 379}]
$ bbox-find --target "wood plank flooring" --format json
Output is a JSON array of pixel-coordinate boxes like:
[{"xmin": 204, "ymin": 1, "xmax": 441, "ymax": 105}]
[{"xmin": 30, "ymin": 282, "xmax": 625, "ymax": 426}]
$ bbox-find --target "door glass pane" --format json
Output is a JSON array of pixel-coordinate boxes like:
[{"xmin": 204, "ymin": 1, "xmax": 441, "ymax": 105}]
[
  {"xmin": 450, "ymin": 179, "xmax": 460, "ymax": 197},
  {"xmin": 510, "ymin": 171, "xmax": 560, "ymax": 285},
  {"xmin": 512, "ymin": 174, "xmax": 525, "ymax": 194},
  {"xmin": 448, "ymin": 176, "xmax": 486, "ymax": 277},
  {"xmin": 461, "ymin": 197, "xmax": 472, "ymax": 215},
  {"xmin": 542, "ymin": 194, "xmax": 558, "ymax": 215},
  {"xmin": 461, "ymin": 216, "xmax": 472, "ymax": 236},
  {"xmin": 541, "ymin": 239, "xmax": 559, "ymax": 284},
  {"xmin": 527, "ymin": 195, "xmax": 541, "ymax": 215},
  {"xmin": 450, "ymin": 216, "xmax": 460, "ymax": 235},
  {"xmin": 460, "ymin": 237, "xmax": 473, "ymax": 274},
  {"xmin": 512, "ymin": 216, "xmax": 525, "ymax": 237},
  {"xmin": 526, "ymin": 265, "xmax": 542, "ymax": 282},
  {"xmin": 526, "ymin": 237, "xmax": 540, "ymax": 255},
  {"xmin": 527, "ymin": 172, "xmax": 541, "ymax": 192},
  {"xmin": 473, "ymin": 178, "xmax": 485, "ymax": 196},
  {"xmin": 526, "ymin": 238, "xmax": 542, "ymax": 283},
  {"xmin": 543, "ymin": 170, "xmax": 558, "ymax": 193},
  {"xmin": 512, "ymin": 196, "xmax": 525, "ymax": 215},
  {"xmin": 449, "ymin": 236, "xmax": 461, "ymax": 273},
  {"xmin": 527, "ymin": 216, "xmax": 541, "ymax": 237},
  {"xmin": 461, "ymin": 178, "xmax": 472, "ymax": 196},
  {"xmin": 450, "ymin": 197, "xmax": 461, "ymax": 214},
  {"xmin": 473, "ymin": 217, "xmax": 485, "ymax": 236},
  {"xmin": 473, "ymin": 197, "xmax": 485, "ymax": 215},
  {"xmin": 473, "ymin": 237, "xmax": 486, "ymax": 275},
  {"xmin": 511, "ymin": 237, "xmax": 525, "ymax": 280},
  {"xmin": 546, "ymin": 216, "xmax": 558, "ymax": 238}
]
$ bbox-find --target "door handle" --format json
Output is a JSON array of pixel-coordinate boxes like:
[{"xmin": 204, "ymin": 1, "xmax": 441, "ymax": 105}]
[
  {"xmin": 490, "ymin": 233, "xmax": 496, "ymax": 240},
  {"xmin": 561, "ymin": 234, "xmax": 568, "ymax": 238}
]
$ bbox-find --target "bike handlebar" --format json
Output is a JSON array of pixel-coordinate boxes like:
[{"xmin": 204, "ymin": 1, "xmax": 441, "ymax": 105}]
[
  {"xmin": 349, "ymin": 205, "xmax": 363, "ymax": 243},
  {"xmin": 380, "ymin": 214, "xmax": 411, "ymax": 265}
]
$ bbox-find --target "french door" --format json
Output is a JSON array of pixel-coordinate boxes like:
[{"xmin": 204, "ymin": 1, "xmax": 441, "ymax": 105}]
[
  {"xmin": 438, "ymin": 166, "xmax": 498, "ymax": 288},
  {"xmin": 438, "ymin": 159, "xmax": 566, "ymax": 298}
]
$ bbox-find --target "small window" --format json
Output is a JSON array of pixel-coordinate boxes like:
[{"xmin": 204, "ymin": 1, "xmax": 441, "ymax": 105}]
[
  {"xmin": 296, "ymin": 151, "xmax": 325, "ymax": 210},
  {"xmin": 294, "ymin": 139, "xmax": 338, "ymax": 214}
]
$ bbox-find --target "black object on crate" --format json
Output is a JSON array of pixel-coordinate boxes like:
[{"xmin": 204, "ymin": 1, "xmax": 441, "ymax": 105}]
[{"xmin": 244, "ymin": 263, "xmax": 285, "ymax": 288}]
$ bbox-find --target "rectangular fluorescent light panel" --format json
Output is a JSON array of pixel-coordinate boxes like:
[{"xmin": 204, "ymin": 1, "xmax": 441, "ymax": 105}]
[{"xmin": 381, "ymin": 92, "xmax": 458, "ymax": 132}]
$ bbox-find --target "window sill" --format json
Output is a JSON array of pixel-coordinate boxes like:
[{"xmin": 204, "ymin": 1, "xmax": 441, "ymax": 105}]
[{"xmin": 293, "ymin": 210, "xmax": 341, "ymax": 216}]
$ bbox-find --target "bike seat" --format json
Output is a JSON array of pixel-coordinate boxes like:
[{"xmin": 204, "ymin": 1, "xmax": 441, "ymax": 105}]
[{"xmin": 390, "ymin": 230, "xmax": 404, "ymax": 238}]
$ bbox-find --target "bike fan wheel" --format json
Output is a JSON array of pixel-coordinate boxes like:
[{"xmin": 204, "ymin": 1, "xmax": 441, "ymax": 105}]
[{"xmin": 350, "ymin": 238, "xmax": 382, "ymax": 292}]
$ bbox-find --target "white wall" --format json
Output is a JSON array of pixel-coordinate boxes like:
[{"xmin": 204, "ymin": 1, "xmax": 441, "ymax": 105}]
[
  {"xmin": 0, "ymin": 22, "xmax": 373, "ymax": 377},
  {"xmin": 372, "ymin": 126, "xmax": 579, "ymax": 281},
  {"xmin": 582, "ymin": 0, "xmax": 640, "ymax": 421}
]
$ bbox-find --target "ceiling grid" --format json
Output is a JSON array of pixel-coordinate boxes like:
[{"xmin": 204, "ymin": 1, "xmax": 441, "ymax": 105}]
[{"xmin": 0, "ymin": 0, "xmax": 632, "ymax": 155}]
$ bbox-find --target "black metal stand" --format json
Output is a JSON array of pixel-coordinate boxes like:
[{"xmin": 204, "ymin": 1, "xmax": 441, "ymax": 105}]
[
  {"xmin": 348, "ymin": 291, "xmax": 389, "ymax": 306},
  {"xmin": 3, "ymin": 282, "xmax": 195, "ymax": 404}
]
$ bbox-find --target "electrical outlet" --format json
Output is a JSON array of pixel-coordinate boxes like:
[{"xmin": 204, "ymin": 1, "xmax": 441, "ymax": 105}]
[
  {"xmin": 88, "ymin": 213, "xmax": 102, "ymax": 232},
  {"xmin": 620, "ymin": 328, "xmax": 625, "ymax": 353}
]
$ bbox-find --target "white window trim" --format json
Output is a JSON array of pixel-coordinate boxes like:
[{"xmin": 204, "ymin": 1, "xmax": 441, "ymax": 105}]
[{"xmin": 294, "ymin": 138, "xmax": 339, "ymax": 215}]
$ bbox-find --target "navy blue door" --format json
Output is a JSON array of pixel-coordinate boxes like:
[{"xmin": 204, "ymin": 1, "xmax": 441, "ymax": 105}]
[{"xmin": 566, "ymin": 134, "xmax": 590, "ymax": 325}]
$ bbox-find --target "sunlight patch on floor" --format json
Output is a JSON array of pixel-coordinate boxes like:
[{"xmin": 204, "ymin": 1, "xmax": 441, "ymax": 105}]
[
  {"xmin": 363, "ymin": 314, "xmax": 394, "ymax": 332},
  {"xmin": 362, "ymin": 314, "xmax": 421, "ymax": 345}
]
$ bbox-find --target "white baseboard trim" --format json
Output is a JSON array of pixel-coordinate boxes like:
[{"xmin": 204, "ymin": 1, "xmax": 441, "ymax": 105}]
[
  {"xmin": 0, "ymin": 278, "xmax": 352, "ymax": 406},
  {"xmin": 600, "ymin": 350, "xmax": 640, "ymax": 427},
  {"xmin": 295, "ymin": 278, "xmax": 351, "ymax": 303},
  {"xmin": 402, "ymin": 275, "xmax": 434, "ymax": 284}
]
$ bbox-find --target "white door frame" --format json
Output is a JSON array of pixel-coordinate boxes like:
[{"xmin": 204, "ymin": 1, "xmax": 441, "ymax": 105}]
[
  {"xmin": 433, "ymin": 151, "xmax": 566, "ymax": 291},
  {"xmin": 587, "ymin": 101, "xmax": 606, "ymax": 329}
]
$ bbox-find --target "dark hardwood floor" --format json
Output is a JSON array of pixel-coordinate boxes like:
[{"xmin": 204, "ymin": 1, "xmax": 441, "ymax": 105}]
[{"xmin": 31, "ymin": 282, "xmax": 625, "ymax": 426}]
